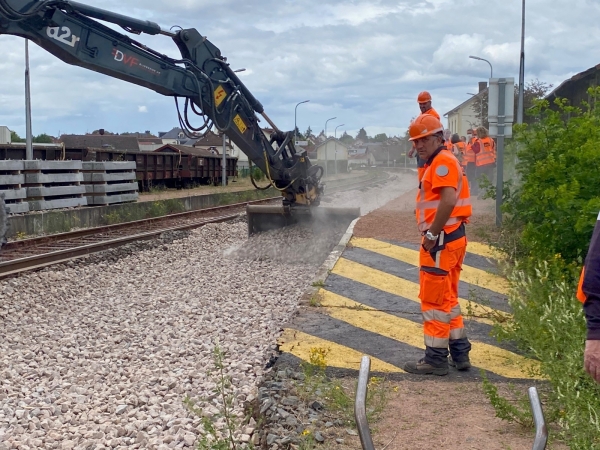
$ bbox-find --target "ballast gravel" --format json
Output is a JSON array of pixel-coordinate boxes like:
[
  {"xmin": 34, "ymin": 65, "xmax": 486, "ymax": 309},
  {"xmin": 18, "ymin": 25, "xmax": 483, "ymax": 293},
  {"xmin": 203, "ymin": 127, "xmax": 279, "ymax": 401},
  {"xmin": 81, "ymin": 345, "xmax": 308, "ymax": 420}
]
[{"xmin": 0, "ymin": 219, "xmax": 346, "ymax": 450}]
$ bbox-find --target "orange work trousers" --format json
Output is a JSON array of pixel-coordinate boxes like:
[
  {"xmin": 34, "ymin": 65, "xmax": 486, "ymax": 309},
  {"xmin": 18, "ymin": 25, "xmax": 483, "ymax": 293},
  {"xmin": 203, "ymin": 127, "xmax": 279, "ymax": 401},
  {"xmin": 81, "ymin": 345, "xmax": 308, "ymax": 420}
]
[{"xmin": 419, "ymin": 233, "xmax": 470, "ymax": 366}]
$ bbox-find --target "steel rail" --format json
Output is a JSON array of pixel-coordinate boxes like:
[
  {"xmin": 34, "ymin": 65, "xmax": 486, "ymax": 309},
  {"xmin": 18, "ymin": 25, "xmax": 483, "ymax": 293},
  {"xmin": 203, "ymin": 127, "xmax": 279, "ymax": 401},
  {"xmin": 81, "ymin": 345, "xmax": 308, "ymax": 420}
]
[
  {"xmin": 355, "ymin": 356, "xmax": 375, "ymax": 450},
  {"xmin": 1, "ymin": 197, "xmax": 281, "ymax": 253},
  {"xmin": 529, "ymin": 387, "xmax": 548, "ymax": 450},
  {"xmin": 0, "ymin": 212, "xmax": 240, "ymax": 277}
]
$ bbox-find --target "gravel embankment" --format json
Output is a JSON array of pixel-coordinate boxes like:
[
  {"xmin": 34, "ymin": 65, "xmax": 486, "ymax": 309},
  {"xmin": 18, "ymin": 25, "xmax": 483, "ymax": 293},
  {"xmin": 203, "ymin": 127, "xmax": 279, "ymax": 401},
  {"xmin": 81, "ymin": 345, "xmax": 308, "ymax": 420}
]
[{"xmin": 0, "ymin": 219, "xmax": 344, "ymax": 450}]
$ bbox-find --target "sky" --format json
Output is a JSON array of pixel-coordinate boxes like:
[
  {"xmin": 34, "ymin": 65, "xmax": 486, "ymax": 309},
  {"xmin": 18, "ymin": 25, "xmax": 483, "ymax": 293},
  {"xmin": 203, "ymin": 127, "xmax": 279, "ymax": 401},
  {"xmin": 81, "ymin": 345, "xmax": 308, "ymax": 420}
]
[{"xmin": 1, "ymin": 0, "xmax": 599, "ymax": 140}]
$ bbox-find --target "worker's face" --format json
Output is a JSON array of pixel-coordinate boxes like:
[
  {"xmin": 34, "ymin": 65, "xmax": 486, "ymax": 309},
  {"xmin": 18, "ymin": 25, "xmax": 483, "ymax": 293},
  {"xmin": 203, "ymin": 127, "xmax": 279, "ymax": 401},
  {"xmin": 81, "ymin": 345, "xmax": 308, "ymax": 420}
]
[
  {"xmin": 413, "ymin": 134, "xmax": 441, "ymax": 160},
  {"xmin": 419, "ymin": 101, "xmax": 431, "ymax": 113}
]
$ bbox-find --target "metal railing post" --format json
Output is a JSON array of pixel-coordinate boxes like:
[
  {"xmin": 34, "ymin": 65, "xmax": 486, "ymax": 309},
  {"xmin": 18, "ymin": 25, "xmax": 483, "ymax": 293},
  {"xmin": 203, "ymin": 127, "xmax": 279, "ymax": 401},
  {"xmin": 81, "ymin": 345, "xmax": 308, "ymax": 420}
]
[
  {"xmin": 355, "ymin": 356, "xmax": 375, "ymax": 450},
  {"xmin": 528, "ymin": 387, "xmax": 548, "ymax": 450}
]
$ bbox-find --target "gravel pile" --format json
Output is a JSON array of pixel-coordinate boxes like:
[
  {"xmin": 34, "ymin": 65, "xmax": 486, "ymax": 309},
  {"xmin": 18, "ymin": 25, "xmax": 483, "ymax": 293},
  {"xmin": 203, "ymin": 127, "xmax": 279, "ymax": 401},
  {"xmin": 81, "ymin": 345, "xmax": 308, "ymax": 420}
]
[{"xmin": 0, "ymin": 219, "xmax": 340, "ymax": 450}]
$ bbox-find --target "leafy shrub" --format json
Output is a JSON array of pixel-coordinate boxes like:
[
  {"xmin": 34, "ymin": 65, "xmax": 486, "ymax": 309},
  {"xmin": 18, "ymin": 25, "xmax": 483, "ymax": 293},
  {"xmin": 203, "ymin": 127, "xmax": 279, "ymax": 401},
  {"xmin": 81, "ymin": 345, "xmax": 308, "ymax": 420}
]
[{"xmin": 499, "ymin": 88, "xmax": 600, "ymax": 264}]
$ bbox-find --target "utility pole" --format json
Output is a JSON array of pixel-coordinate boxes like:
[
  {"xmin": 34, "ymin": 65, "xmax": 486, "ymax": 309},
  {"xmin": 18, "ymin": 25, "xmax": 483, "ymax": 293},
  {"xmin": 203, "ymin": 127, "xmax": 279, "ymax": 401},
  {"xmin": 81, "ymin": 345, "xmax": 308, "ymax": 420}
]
[
  {"xmin": 324, "ymin": 117, "xmax": 336, "ymax": 178},
  {"xmin": 25, "ymin": 40, "xmax": 33, "ymax": 160},
  {"xmin": 517, "ymin": 0, "xmax": 526, "ymax": 124}
]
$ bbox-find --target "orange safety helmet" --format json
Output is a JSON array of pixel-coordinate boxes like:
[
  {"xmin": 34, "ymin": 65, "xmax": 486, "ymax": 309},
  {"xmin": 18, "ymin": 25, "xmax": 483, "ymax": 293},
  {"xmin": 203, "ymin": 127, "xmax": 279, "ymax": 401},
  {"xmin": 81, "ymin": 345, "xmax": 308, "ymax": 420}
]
[
  {"xmin": 408, "ymin": 114, "xmax": 444, "ymax": 141},
  {"xmin": 417, "ymin": 91, "xmax": 432, "ymax": 104}
]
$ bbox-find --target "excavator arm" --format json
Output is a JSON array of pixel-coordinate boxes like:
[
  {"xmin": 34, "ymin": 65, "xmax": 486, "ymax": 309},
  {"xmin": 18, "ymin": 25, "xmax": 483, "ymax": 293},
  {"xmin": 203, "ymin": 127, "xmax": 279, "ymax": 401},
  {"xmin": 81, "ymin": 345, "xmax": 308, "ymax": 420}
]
[{"xmin": 0, "ymin": 0, "xmax": 324, "ymax": 214}]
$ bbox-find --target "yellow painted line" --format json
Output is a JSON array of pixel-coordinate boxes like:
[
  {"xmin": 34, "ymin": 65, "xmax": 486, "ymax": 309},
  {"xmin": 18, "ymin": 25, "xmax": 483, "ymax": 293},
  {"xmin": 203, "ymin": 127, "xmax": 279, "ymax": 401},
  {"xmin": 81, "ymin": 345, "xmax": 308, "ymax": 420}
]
[
  {"xmin": 278, "ymin": 328, "xmax": 403, "ymax": 373},
  {"xmin": 464, "ymin": 241, "xmax": 505, "ymax": 261},
  {"xmin": 350, "ymin": 237, "xmax": 509, "ymax": 295},
  {"xmin": 320, "ymin": 290, "xmax": 541, "ymax": 379},
  {"xmin": 332, "ymin": 258, "xmax": 511, "ymax": 325}
]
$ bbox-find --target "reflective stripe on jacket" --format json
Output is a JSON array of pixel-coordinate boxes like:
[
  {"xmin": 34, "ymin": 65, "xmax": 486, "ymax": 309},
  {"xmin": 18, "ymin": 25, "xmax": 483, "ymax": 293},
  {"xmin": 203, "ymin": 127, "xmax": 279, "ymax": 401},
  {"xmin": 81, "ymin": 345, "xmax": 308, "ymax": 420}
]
[{"xmin": 416, "ymin": 149, "xmax": 472, "ymax": 233}]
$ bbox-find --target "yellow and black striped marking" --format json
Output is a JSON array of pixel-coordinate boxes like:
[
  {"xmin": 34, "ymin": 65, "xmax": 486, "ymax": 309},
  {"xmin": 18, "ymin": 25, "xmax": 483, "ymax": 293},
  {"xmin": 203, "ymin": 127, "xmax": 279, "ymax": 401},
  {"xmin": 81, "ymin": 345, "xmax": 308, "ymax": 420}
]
[{"xmin": 279, "ymin": 237, "xmax": 540, "ymax": 380}]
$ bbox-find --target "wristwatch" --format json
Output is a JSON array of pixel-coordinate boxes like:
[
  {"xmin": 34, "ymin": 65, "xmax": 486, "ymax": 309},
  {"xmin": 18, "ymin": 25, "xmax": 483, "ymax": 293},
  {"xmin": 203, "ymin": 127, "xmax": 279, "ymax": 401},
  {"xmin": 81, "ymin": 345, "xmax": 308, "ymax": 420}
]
[{"xmin": 425, "ymin": 230, "xmax": 439, "ymax": 241}]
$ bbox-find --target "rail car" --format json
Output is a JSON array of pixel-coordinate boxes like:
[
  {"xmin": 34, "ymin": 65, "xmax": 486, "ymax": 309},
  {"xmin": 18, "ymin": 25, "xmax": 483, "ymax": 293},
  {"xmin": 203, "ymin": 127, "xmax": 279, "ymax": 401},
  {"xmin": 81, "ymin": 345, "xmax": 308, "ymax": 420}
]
[{"xmin": 0, "ymin": 144, "xmax": 238, "ymax": 191}]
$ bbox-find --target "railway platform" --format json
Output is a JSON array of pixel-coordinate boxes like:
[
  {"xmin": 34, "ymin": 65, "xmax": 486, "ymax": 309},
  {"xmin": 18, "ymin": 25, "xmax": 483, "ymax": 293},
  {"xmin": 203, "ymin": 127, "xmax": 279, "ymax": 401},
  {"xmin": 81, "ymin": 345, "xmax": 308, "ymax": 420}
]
[{"xmin": 277, "ymin": 191, "xmax": 539, "ymax": 382}]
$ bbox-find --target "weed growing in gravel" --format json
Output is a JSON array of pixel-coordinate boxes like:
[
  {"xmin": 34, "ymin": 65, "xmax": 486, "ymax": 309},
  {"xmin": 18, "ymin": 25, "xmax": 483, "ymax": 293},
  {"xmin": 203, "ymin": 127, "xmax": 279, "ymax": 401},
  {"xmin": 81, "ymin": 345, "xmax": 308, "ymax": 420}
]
[
  {"xmin": 296, "ymin": 347, "xmax": 390, "ymax": 429},
  {"xmin": 185, "ymin": 344, "xmax": 249, "ymax": 450},
  {"xmin": 308, "ymin": 292, "xmax": 323, "ymax": 307},
  {"xmin": 481, "ymin": 371, "xmax": 533, "ymax": 428},
  {"xmin": 311, "ymin": 280, "xmax": 325, "ymax": 288}
]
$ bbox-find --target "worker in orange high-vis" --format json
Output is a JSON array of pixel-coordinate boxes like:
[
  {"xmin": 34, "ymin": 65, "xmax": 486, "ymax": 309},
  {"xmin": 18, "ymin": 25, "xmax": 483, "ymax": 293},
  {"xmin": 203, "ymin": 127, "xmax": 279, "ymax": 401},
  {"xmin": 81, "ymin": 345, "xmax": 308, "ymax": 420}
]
[
  {"xmin": 474, "ymin": 126, "xmax": 496, "ymax": 195},
  {"xmin": 450, "ymin": 133, "xmax": 462, "ymax": 161},
  {"xmin": 577, "ymin": 212, "xmax": 600, "ymax": 384},
  {"xmin": 403, "ymin": 114, "xmax": 473, "ymax": 376},
  {"xmin": 461, "ymin": 129, "xmax": 477, "ymax": 188},
  {"xmin": 408, "ymin": 91, "xmax": 441, "ymax": 180}
]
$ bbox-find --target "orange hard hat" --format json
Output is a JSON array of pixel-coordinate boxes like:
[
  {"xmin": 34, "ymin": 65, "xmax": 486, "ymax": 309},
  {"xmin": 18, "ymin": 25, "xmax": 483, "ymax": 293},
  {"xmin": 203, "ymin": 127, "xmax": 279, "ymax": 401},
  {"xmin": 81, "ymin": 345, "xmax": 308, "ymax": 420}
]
[
  {"xmin": 417, "ymin": 91, "xmax": 432, "ymax": 103},
  {"xmin": 408, "ymin": 114, "xmax": 444, "ymax": 141}
]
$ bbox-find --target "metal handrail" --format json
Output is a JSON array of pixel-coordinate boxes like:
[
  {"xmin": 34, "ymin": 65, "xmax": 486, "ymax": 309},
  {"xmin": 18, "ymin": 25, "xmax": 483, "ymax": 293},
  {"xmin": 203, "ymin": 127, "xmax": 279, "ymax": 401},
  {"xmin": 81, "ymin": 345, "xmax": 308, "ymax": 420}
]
[
  {"xmin": 529, "ymin": 387, "xmax": 548, "ymax": 450},
  {"xmin": 354, "ymin": 356, "xmax": 375, "ymax": 450},
  {"xmin": 354, "ymin": 355, "xmax": 547, "ymax": 450}
]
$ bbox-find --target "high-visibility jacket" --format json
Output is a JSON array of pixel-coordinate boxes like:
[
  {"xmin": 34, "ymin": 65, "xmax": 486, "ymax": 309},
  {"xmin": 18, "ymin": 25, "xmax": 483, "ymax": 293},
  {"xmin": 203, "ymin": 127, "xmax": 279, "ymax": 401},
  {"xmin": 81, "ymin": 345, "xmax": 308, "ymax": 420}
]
[
  {"xmin": 475, "ymin": 137, "xmax": 496, "ymax": 167},
  {"xmin": 455, "ymin": 141, "xmax": 467, "ymax": 164},
  {"xmin": 416, "ymin": 148, "xmax": 472, "ymax": 233},
  {"xmin": 423, "ymin": 107, "xmax": 440, "ymax": 120},
  {"xmin": 577, "ymin": 211, "xmax": 600, "ymax": 340},
  {"xmin": 462, "ymin": 141, "xmax": 475, "ymax": 166}
]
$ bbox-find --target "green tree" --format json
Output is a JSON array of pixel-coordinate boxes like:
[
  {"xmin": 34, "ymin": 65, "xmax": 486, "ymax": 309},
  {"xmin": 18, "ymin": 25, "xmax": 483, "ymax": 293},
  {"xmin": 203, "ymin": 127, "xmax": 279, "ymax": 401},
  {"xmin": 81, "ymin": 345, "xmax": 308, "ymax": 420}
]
[
  {"xmin": 373, "ymin": 133, "xmax": 388, "ymax": 142},
  {"xmin": 356, "ymin": 127, "xmax": 368, "ymax": 142},
  {"xmin": 304, "ymin": 126, "xmax": 312, "ymax": 138},
  {"xmin": 293, "ymin": 126, "xmax": 304, "ymax": 141},
  {"xmin": 339, "ymin": 131, "xmax": 354, "ymax": 145},
  {"xmin": 10, "ymin": 131, "xmax": 24, "ymax": 143},
  {"xmin": 33, "ymin": 133, "xmax": 53, "ymax": 143}
]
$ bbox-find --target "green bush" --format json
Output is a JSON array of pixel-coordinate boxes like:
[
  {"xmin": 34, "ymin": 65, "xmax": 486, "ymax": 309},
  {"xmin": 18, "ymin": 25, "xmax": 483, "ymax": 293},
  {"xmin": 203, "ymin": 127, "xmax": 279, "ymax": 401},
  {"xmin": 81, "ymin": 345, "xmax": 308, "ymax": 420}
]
[
  {"xmin": 491, "ymin": 259, "xmax": 600, "ymax": 448},
  {"xmin": 500, "ymin": 88, "xmax": 600, "ymax": 264}
]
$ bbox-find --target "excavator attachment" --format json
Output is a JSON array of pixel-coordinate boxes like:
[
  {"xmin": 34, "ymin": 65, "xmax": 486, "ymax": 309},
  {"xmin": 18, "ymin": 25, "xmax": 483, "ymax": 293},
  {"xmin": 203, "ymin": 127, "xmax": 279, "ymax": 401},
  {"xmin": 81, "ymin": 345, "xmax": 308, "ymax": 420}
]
[{"xmin": 246, "ymin": 204, "xmax": 360, "ymax": 235}]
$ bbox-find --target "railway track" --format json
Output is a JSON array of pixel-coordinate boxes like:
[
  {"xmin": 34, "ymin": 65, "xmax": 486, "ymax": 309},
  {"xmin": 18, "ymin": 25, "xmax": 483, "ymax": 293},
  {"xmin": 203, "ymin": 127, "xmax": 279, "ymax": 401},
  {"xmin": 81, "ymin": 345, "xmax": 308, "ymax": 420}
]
[{"xmin": 0, "ymin": 172, "xmax": 392, "ymax": 278}]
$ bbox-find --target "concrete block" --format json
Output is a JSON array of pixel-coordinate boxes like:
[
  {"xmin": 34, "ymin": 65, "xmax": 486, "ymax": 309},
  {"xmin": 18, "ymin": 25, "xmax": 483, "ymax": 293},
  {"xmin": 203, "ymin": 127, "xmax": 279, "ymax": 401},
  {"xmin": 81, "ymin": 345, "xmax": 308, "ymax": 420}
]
[
  {"xmin": 92, "ymin": 182, "xmax": 138, "ymax": 194},
  {"xmin": 26, "ymin": 185, "xmax": 86, "ymax": 198},
  {"xmin": 5, "ymin": 202, "xmax": 29, "ymax": 214},
  {"xmin": 28, "ymin": 197, "xmax": 87, "ymax": 211},
  {"xmin": 83, "ymin": 172, "xmax": 136, "ymax": 183},
  {"xmin": 0, "ymin": 188, "xmax": 27, "ymax": 201},
  {"xmin": 82, "ymin": 161, "xmax": 136, "ymax": 171},
  {"xmin": 0, "ymin": 160, "xmax": 25, "ymax": 171},
  {"xmin": 87, "ymin": 193, "xmax": 138, "ymax": 205},
  {"xmin": 24, "ymin": 160, "xmax": 82, "ymax": 171},
  {"xmin": 25, "ymin": 172, "xmax": 83, "ymax": 184},
  {"xmin": 0, "ymin": 174, "xmax": 25, "ymax": 185}
]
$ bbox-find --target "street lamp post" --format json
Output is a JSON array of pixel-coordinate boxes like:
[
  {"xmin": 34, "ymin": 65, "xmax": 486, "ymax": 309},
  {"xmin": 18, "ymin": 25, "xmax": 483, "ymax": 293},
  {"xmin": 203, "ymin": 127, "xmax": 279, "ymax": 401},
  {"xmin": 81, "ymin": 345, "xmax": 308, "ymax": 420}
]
[
  {"xmin": 334, "ymin": 124, "xmax": 344, "ymax": 175},
  {"xmin": 294, "ymin": 100, "xmax": 310, "ymax": 145},
  {"xmin": 324, "ymin": 117, "xmax": 336, "ymax": 178},
  {"xmin": 469, "ymin": 55, "xmax": 493, "ymax": 79}
]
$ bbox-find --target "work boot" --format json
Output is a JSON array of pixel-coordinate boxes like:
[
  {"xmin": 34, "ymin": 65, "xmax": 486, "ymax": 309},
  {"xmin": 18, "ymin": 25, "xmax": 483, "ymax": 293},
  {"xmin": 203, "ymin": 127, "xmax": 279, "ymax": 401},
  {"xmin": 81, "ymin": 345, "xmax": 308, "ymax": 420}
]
[
  {"xmin": 449, "ymin": 356, "xmax": 471, "ymax": 371},
  {"xmin": 403, "ymin": 358, "xmax": 448, "ymax": 376}
]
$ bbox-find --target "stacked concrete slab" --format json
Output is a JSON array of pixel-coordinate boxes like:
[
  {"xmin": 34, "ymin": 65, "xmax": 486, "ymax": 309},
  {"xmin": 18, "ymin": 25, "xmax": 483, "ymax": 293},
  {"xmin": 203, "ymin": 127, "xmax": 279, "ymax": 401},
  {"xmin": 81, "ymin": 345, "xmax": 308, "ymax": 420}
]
[
  {"xmin": 24, "ymin": 160, "xmax": 87, "ymax": 211},
  {"xmin": 0, "ymin": 160, "xmax": 29, "ymax": 214},
  {"xmin": 82, "ymin": 161, "xmax": 139, "ymax": 205}
]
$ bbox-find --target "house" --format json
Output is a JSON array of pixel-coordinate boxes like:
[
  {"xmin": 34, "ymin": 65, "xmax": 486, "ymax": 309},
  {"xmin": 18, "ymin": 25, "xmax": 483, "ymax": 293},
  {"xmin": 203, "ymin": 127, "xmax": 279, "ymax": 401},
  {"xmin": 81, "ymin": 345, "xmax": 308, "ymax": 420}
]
[
  {"xmin": 444, "ymin": 82, "xmax": 488, "ymax": 137},
  {"xmin": 58, "ymin": 134, "xmax": 140, "ymax": 151},
  {"xmin": 314, "ymin": 138, "xmax": 349, "ymax": 175},
  {"xmin": 348, "ymin": 148, "xmax": 376, "ymax": 168},
  {"xmin": 546, "ymin": 63, "xmax": 600, "ymax": 108},
  {"xmin": 227, "ymin": 128, "xmax": 274, "ymax": 169},
  {"xmin": 157, "ymin": 128, "xmax": 190, "ymax": 145},
  {"xmin": 138, "ymin": 138, "xmax": 164, "ymax": 152}
]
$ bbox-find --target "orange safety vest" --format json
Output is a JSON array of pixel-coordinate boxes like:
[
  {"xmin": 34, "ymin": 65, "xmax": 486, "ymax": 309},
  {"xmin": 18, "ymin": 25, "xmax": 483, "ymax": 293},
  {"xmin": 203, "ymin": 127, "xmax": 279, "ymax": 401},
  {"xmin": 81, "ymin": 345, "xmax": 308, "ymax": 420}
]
[
  {"xmin": 423, "ymin": 107, "xmax": 441, "ymax": 120},
  {"xmin": 462, "ymin": 141, "xmax": 475, "ymax": 166},
  {"xmin": 416, "ymin": 149, "xmax": 472, "ymax": 233},
  {"xmin": 475, "ymin": 137, "xmax": 496, "ymax": 167},
  {"xmin": 577, "ymin": 267, "xmax": 586, "ymax": 303}
]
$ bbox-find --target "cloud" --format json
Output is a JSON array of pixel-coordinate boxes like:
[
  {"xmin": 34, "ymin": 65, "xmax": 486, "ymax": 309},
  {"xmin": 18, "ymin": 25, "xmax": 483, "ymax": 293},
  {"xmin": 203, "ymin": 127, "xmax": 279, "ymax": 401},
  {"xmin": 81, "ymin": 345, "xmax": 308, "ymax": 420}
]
[{"xmin": 1, "ymin": 0, "xmax": 599, "ymax": 139}]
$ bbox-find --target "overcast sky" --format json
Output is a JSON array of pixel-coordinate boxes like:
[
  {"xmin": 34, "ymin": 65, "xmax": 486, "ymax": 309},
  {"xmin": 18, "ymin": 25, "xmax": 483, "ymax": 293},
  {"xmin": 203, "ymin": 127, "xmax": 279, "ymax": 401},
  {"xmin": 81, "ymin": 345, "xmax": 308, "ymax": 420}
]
[{"xmin": 1, "ymin": 0, "xmax": 599, "ymax": 139}]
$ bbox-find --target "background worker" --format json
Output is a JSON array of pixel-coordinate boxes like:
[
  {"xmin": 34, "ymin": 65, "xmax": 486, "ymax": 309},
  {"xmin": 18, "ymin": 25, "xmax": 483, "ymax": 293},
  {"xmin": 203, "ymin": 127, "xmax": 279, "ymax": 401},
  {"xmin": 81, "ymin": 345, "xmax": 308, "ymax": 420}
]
[
  {"xmin": 473, "ymin": 126, "xmax": 496, "ymax": 195},
  {"xmin": 408, "ymin": 91, "xmax": 441, "ymax": 180},
  {"xmin": 403, "ymin": 114, "xmax": 473, "ymax": 376},
  {"xmin": 451, "ymin": 133, "xmax": 463, "ymax": 161},
  {"xmin": 463, "ymin": 130, "xmax": 477, "ymax": 191},
  {"xmin": 577, "ymin": 212, "xmax": 600, "ymax": 384}
]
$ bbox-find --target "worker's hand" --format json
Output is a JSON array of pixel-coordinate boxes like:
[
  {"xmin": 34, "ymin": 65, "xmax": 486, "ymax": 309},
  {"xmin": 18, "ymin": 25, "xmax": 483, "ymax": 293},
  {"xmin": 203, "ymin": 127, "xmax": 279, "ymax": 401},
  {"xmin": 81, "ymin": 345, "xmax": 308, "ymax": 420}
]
[
  {"xmin": 584, "ymin": 339, "xmax": 600, "ymax": 384},
  {"xmin": 422, "ymin": 237, "xmax": 437, "ymax": 252}
]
